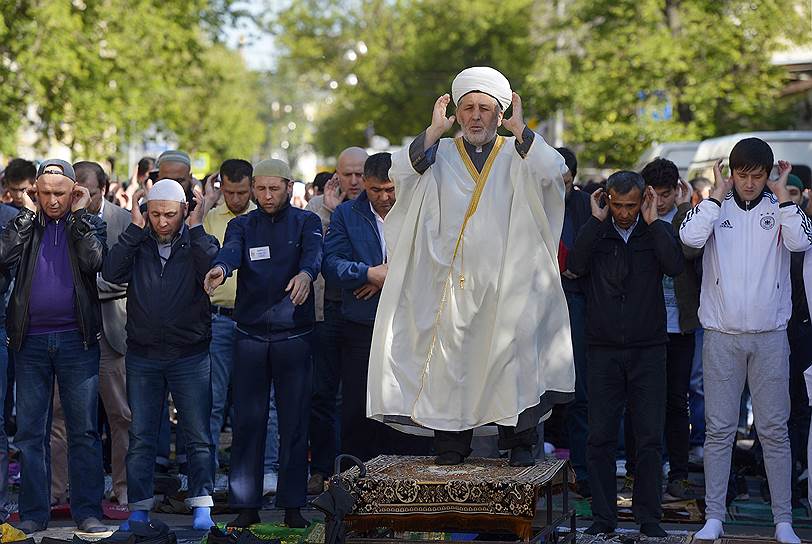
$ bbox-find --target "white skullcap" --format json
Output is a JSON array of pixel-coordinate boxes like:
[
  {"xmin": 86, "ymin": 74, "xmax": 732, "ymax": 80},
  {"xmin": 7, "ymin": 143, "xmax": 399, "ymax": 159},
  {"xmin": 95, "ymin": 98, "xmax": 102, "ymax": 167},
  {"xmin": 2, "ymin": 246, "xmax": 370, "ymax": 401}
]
[
  {"xmin": 147, "ymin": 179, "xmax": 186, "ymax": 203},
  {"xmin": 451, "ymin": 67, "xmax": 512, "ymax": 110}
]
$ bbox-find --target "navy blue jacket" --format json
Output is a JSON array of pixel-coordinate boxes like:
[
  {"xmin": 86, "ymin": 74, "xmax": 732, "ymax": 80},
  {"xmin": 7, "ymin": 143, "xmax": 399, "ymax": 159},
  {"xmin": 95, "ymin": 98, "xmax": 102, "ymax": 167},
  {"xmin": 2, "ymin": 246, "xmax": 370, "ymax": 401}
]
[
  {"xmin": 323, "ymin": 191, "xmax": 385, "ymax": 324},
  {"xmin": 102, "ymin": 223, "xmax": 220, "ymax": 360},
  {"xmin": 213, "ymin": 203, "xmax": 323, "ymax": 338}
]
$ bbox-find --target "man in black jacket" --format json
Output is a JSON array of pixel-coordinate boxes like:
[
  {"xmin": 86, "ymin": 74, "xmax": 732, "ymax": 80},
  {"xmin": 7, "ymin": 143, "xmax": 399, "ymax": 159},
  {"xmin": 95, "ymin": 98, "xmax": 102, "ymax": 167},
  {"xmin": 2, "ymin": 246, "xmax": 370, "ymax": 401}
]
[
  {"xmin": 0, "ymin": 159, "xmax": 108, "ymax": 534},
  {"xmin": 568, "ymin": 171, "xmax": 683, "ymax": 538},
  {"xmin": 103, "ymin": 179, "xmax": 219, "ymax": 532}
]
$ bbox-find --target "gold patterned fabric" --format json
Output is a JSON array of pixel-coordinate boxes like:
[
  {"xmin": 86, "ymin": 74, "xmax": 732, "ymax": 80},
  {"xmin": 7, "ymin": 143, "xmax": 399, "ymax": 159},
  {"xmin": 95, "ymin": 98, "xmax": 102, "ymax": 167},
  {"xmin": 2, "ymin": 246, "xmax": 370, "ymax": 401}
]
[{"xmin": 334, "ymin": 455, "xmax": 573, "ymax": 519}]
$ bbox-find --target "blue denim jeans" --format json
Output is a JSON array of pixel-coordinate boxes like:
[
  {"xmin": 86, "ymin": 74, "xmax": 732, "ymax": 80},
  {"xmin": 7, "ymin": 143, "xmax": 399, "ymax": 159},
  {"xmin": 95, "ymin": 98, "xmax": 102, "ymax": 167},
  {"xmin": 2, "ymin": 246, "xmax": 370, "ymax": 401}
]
[
  {"xmin": 14, "ymin": 331, "xmax": 103, "ymax": 525},
  {"xmin": 0, "ymin": 326, "xmax": 10, "ymax": 521},
  {"xmin": 126, "ymin": 351, "xmax": 214, "ymax": 509},
  {"xmin": 210, "ymin": 314, "xmax": 279, "ymax": 474}
]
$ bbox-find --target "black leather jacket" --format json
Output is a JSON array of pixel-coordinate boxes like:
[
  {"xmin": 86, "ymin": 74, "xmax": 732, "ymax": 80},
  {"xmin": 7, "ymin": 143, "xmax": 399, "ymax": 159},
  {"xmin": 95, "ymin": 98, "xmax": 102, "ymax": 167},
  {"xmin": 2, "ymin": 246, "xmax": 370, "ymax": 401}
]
[{"xmin": 0, "ymin": 208, "xmax": 107, "ymax": 351}]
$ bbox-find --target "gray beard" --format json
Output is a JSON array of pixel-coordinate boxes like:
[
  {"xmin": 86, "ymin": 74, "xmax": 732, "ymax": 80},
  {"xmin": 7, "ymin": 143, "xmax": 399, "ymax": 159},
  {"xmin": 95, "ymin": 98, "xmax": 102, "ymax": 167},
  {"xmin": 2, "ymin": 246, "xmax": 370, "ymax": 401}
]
[
  {"xmin": 462, "ymin": 127, "xmax": 497, "ymax": 148},
  {"xmin": 155, "ymin": 233, "xmax": 174, "ymax": 244}
]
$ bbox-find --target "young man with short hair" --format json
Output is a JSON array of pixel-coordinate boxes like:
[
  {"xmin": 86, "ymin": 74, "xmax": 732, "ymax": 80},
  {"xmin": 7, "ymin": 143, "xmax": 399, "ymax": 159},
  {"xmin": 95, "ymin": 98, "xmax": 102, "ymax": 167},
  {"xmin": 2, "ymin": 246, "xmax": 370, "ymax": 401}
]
[{"xmin": 681, "ymin": 137, "xmax": 812, "ymax": 544}]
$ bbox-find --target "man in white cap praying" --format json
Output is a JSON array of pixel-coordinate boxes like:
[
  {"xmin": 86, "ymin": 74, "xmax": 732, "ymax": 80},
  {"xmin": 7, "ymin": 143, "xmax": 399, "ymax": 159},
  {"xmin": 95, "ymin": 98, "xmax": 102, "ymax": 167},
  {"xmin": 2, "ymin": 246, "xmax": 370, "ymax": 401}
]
[
  {"xmin": 367, "ymin": 66, "xmax": 575, "ymax": 466},
  {"xmin": 102, "ymin": 179, "xmax": 220, "ymax": 531}
]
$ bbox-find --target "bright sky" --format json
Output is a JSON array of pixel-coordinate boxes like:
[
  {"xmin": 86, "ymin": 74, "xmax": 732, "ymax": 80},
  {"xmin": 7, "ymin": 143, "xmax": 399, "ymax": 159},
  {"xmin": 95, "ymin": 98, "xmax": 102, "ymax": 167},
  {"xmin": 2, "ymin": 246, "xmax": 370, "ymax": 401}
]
[{"xmin": 223, "ymin": 0, "xmax": 284, "ymax": 71}]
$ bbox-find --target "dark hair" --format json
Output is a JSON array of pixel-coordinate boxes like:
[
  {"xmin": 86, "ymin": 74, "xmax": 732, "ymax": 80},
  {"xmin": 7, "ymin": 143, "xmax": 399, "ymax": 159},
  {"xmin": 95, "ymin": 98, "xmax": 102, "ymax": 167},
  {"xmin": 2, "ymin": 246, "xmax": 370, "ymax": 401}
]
[
  {"xmin": 363, "ymin": 152, "xmax": 392, "ymax": 181},
  {"xmin": 220, "ymin": 159, "xmax": 253, "ymax": 183},
  {"xmin": 137, "ymin": 156, "xmax": 156, "ymax": 177},
  {"xmin": 729, "ymin": 137, "xmax": 773, "ymax": 174},
  {"xmin": 641, "ymin": 158, "xmax": 679, "ymax": 189},
  {"xmin": 74, "ymin": 161, "xmax": 109, "ymax": 192},
  {"xmin": 555, "ymin": 147, "xmax": 577, "ymax": 178},
  {"xmin": 690, "ymin": 176, "xmax": 712, "ymax": 191},
  {"xmin": 313, "ymin": 171, "xmax": 333, "ymax": 192},
  {"xmin": 606, "ymin": 170, "xmax": 645, "ymax": 196},
  {"xmin": 4, "ymin": 158, "xmax": 36, "ymax": 185}
]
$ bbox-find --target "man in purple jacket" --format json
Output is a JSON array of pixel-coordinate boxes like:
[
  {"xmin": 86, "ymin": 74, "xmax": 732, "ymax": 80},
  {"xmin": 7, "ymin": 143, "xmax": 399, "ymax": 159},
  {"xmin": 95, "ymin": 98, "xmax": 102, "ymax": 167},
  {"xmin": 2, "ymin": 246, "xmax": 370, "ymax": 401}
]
[{"xmin": 0, "ymin": 159, "xmax": 108, "ymax": 534}]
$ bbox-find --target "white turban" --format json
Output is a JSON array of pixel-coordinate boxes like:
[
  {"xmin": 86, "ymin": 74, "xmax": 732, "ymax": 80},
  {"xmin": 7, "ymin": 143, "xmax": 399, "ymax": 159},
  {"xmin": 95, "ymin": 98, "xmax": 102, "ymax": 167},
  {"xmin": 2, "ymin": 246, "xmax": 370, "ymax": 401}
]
[
  {"xmin": 147, "ymin": 179, "xmax": 186, "ymax": 203},
  {"xmin": 451, "ymin": 67, "xmax": 512, "ymax": 110}
]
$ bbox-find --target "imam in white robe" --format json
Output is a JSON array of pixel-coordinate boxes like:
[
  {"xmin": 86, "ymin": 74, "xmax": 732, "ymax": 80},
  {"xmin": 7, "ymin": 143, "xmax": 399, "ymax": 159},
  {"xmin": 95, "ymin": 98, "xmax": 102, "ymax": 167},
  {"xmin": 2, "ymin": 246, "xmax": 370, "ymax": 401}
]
[{"xmin": 367, "ymin": 129, "xmax": 576, "ymax": 433}]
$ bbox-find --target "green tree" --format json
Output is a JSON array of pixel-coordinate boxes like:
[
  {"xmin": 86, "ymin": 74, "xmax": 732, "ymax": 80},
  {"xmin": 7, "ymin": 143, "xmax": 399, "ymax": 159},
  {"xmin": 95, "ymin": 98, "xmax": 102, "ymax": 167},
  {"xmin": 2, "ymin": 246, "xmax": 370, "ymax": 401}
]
[
  {"xmin": 275, "ymin": 0, "xmax": 539, "ymax": 158},
  {"xmin": 274, "ymin": 0, "xmax": 810, "ymax": 166},
  {"xmin": 528, "ymin": 0, "xmax": 810, "ymax": 166},
  {"xmin": 0, "ymin": 0, "xmax": 264, "ymax": 172}
]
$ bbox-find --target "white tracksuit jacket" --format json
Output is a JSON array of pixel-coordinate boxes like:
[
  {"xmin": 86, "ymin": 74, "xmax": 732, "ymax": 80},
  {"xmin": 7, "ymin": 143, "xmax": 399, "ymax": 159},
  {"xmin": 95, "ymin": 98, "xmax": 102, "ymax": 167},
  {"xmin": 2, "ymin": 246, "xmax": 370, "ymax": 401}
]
[{"xmin": 680, "ymin": 190, "xmax": 812, "ymax": 334}]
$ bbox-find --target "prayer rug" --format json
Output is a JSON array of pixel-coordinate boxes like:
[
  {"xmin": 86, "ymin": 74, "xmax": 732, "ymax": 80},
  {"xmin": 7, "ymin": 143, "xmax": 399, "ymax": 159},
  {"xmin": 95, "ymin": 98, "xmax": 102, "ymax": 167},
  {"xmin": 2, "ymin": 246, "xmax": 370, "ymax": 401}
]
[{"xmin": 336, "ymin": 455, "xmax": 574, "ymax": 540}]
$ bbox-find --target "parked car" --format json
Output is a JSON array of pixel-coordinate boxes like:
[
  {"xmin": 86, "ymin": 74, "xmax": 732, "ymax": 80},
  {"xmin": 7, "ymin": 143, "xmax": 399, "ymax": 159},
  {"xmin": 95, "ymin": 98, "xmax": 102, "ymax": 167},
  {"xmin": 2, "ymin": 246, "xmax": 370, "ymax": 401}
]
[{"xmin": 635, "ymin": 141, "xmax": 700, "ymax": 179}]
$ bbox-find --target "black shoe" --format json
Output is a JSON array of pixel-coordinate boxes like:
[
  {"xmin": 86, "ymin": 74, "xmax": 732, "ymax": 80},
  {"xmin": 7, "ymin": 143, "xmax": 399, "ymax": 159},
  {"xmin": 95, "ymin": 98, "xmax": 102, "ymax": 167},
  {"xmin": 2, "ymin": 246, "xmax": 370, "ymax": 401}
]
[
  {"xmin": 640, "ymin": 523, "xmax": 667, "ymax": 538},
  {"xmin": 205, "ymin": 527, "xmax": 234, "ymax": 544},
  {"xmin": 508, "ymin": 446, "xmax": 534, "ymax": 467},
  {"xmin": 434, "ymin": 452, "xmax": 465, "ymax": 465},
  {"xmin": 227, "ymin": 509, "xmax": 261, "ymax": 529},
  {"xmin": 584, "ymin": 522, "xmax": 614, "ymax": 536},
  {"xmin": 283, "ymin": 508, "xmax": 309, "ymax": 528}
]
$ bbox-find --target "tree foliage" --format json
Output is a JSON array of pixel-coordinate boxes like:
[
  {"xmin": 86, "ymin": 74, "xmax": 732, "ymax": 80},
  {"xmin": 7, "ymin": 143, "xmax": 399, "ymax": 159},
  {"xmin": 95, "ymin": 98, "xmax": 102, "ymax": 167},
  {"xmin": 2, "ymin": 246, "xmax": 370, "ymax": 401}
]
[
  {"xmin": 0, "ymin": 0, "xmax": 265, "ymax": 173},
  {"xmin": 274, "ymin": 0, "xmax": 810, "ymax": 166}
]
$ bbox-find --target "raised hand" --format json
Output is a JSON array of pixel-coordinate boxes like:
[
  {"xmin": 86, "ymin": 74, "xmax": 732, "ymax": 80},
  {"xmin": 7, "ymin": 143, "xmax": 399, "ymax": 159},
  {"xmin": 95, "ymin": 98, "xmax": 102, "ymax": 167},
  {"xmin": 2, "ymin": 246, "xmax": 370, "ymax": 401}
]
[
  {"xmin": 425, "ymin": 94, "xmax": 455, "ymax": 150},
  {"xmin": 768, "ymin": 160, "xmax": 792, "ymax": 202},
  {"xmin": 641, "ymin": 185, "xmax": 660, "ymax": 224},
  {"xmin": 131, "ymin": 189, "xmax": 146, "ymax": 228},
  {"xmin": 286, "ymin": 271, "xmax": 312, "ymax": 305},
  {"xmin": 187, "ymin": 186, "xmax": 206, "ymax": 227},
  {"xmin": 675, "ymin": 178, "xmax": 692, "ymax": 206},
  {"xmin": 70, "ymin": 184, "xmax": 91, "ymax": 212},
  {"xmin": 590, "ymin": 188, "xmax": 609, "ymax": 222},
  {"xmin": 710, "ymin": 159, "xmax": 733, "ymax": 201},
  {"xmin": 501, "ymin": 92, "xmax": 526, "ymax": 141},
  {"xmin": 22, "ymin": 183, "xmax": 38, "ymax": 213},
  {"xmin": 204, "ymin": 174, "xmax": 222, "ymax": 211},
  {"xmin": 204, "ymin": 266, "xmax": 225, "ymax": 295},
  {"xmin": 323, "ymin": 173, "xmax": 342, "ymax": 211}
]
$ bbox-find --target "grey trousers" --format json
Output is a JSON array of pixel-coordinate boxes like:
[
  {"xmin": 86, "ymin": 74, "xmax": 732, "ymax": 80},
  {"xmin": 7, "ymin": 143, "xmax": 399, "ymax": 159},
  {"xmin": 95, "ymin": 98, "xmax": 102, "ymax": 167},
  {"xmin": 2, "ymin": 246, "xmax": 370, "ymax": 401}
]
[{"xmin": 703, "ymin": 330, "xmax": 792, "ymax": 524}]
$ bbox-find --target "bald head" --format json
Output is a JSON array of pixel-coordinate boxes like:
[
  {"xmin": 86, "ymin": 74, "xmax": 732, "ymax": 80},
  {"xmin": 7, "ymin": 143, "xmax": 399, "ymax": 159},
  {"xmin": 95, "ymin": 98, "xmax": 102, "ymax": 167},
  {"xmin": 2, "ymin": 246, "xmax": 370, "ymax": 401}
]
[{"xmin": 337, "ymin": 146, "xmax": 368, "ymax": 200}]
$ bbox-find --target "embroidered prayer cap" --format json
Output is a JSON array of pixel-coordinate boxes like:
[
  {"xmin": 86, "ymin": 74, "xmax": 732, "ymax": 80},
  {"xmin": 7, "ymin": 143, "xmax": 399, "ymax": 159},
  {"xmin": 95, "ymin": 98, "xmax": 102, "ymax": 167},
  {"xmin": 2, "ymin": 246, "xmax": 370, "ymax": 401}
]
[
  {"xmin": 451, "ymin": 67, "xmax": 512, "ymax": 111},
  {"xmin": 253, "ymin": 159, "xmax": 292, "ymax": 181},
  {"xmin": 37, "ymin": 159, "xmax": 76, "ymax": 183},
  {"xmin": 156, "ymin": 149, "xmax": 191, "ymax": 168},
  {"xmin": 147, "ymin": 179, "xmax": 187, "ymax": 203}
]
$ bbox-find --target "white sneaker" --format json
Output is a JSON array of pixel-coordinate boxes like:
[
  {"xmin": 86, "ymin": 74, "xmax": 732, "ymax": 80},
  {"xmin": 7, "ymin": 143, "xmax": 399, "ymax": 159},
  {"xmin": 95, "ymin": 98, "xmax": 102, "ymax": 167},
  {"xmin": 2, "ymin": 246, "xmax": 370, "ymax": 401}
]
[{"xmin": 263, "ymin": 472, "xmax": 278, "ymax": 495}]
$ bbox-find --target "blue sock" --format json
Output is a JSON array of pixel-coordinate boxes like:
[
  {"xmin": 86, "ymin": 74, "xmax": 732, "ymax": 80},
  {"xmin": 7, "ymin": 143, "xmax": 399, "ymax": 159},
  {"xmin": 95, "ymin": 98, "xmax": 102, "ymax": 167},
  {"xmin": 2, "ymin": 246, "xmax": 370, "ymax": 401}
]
[
  {"xmin": 193, "ymin": 507, "xmax": 214, "ymax": 531},
  {"xmin": 120, "ymin": 510, "xmax": 149, "ymax": 531}
]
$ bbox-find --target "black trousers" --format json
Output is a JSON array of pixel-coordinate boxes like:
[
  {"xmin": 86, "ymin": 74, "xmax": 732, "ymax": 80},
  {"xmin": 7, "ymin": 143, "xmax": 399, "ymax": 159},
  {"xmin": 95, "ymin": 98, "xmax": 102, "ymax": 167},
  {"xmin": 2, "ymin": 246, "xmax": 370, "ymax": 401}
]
[
  {"xmin": 625, "ymin": 332, "xmax": 694, "ymax": 482},
  {"xmin": 788, "ymin": 324, "xmax": 812, "ymax": 498},
  {"xmin": 587, "ymin": 345, "xmax": 666, "ymax": 527},
  {"xmin": 339, "ymin": 321, "xmax": 431, "ymax": 463},
  {"xmin": 434, "ymin": 425, "xmax": 538, "ymax": 456}
]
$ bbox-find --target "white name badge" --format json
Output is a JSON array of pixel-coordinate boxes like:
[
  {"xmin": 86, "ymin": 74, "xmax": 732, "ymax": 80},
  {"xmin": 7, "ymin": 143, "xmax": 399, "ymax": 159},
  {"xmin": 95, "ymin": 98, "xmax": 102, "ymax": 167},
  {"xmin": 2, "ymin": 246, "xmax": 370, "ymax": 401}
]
[{"xmin": 249, "ymin": 246, "xmax": 271, "ymax": 261}]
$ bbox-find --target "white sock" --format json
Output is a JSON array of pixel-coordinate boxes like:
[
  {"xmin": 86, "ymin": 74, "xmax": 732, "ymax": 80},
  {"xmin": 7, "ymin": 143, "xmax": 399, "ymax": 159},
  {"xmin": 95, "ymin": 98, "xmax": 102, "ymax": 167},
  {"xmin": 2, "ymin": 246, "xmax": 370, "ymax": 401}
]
[
  {"xmin": 775, "ymin": 522, "xmax": 800, "ymax": 544},
  {"xmin": 694, "ymin": 519, "xmax": 724, "ymax": 540}
]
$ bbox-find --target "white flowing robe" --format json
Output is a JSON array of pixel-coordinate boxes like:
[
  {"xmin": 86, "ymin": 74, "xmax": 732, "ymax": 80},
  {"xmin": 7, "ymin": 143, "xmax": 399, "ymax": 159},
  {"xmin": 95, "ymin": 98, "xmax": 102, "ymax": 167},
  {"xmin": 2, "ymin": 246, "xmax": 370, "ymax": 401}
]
[{"xmin": 367, "ymin": 132, "xmax": 575, "ymax": 432}]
